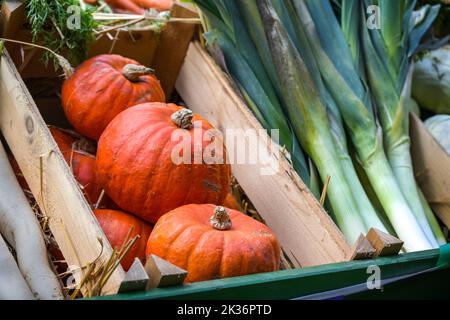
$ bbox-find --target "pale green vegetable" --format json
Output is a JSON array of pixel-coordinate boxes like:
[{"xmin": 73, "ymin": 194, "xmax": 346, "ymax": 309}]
[
  {"xmin": 257, "ymin": 0, "xmax": 367, "ymax": 243},
  {"xmin": 413, "ymin": 46, "xmax": 450, "ymax": 114},
  {"xmin": 292, "ymin": 0, "xmax": 433, "ymax": 251},
  {"xmin": 425, "ymin": 115, "xmax": 450, "ymax": 154},
  {"xmin": 359, "ymin": 0, "xmax": 443, "ymax": 246}
]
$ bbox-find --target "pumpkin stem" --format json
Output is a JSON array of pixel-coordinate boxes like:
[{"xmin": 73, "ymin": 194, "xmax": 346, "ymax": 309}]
[
  {"xmin": 210, "ymin": 206, "xmax": 232, "ymax": 231},
  {"xmin": 171, "ymin": 109, "xmax": 194, "ymax": 129},
  {"xmin": 122, "ymin": 64, "xmax": 154, "ymax": 82}
]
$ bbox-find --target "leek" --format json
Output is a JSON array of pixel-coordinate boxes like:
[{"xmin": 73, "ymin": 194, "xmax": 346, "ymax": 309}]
[
  {"xmin": 360, "ymin": 0, "xmax": 442, "ymax": 246},
  {"xmin": 272, "ymin": 0, "xmax": 387, "ymax": 233},
  {"xmin": 257, "ymin": 0, "xmax": 367, "ymax": 243},
  {"xmin": 291, "ymin": 0, "xmax": 433, "ymax": 251}
]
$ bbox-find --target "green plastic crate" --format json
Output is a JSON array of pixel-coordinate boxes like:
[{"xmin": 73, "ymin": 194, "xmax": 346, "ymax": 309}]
[{"xmin": 94, "ymin": 244, "xmax": 450, "ymax": 300}]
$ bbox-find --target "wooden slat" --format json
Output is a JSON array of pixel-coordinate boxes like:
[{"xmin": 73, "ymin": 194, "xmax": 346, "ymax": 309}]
[
  {"xmin": 410, "ymin": 114, "xmax": 450, "ymax": 229},
  {"xmin": 175, "ymin": 42, "xmax": 351, "ymax": 268},
  {"xmin": 118, "ymin": 259, "xmax": 149, "ymax": 293},
  {"xmin": 151, "ymin": 3, "xmax": 198, "ymax": 96},
  {"xmin": 366, "ymin": 228, "xmax": 404, "ymax": 258},
  {"xmin": 346, "ymin": 234, "xmax": 376, "ymax": 261},
  {"xmin": 145, "ymin": 255, "xmax": 187, "ymax": 289},
  {"xmin": 0, "ymin": 50, "xmax": 125, "ymax": 295}
]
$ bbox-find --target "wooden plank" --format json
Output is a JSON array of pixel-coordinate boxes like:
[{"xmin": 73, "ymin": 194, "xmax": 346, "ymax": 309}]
[
  {"xmin": 0, "ymin": 50, "xmax": 125, "ymax": 296},
  {"xmin": 175, "ymin": 42, "xmax": 351, "ymax": 268},
  {"xmin": 346, "ymin": 234, "xmax": 376, "ymax": 261},
  {"xmin": 151, "ymin": 3, "xmax": 198, "ymax": 97},
  {"xmin": 410, "ymin": 114, "xmax": 450, "ymax": 229},
  {"xmin": 366, "ymin": 228, "xmax": 404, "ymax": 258},
  {"xmin": 0, "ymin": 0, "xmax": 24, "ymax": 38},
  {"xmin": 145, "ymin": 255, "xmax": 187, "ymax": 289}
]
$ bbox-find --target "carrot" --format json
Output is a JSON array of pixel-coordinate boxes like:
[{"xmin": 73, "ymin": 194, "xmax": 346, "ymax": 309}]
[
  {"xmin": 105, "ymin": 0, "xmax": 145, "ymax": 14},
  {"xmin": 135, "ymin": 0, "xmax": 173, "ymax": 11}
]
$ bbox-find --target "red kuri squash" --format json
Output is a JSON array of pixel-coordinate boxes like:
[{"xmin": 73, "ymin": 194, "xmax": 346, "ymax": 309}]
[
  {"xmin": 94, "ymin": 209, "xmax": 153, "ymax": 271},
  {"xmin": 96, "ymin": 103, "xmax": 232, "ymax": 224},
  {"xmin": 61, "ymin": 55, "xmax": 165, "ymax": 140},
  {"xmin": 146, "ymin": 204, "xmax": 281, "ymax": 283},
  {"xmin": 49, "ymin": 127, "xmax": 103, "ymax": 205}
]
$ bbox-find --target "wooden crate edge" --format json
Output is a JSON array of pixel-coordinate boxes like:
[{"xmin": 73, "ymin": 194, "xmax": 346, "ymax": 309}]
[{"xmin": 0, "ymin": 49, "xmax": 126, "ymax": 296}]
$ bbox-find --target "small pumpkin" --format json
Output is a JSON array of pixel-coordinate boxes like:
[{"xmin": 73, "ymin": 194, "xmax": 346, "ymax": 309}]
[
  {"xmin": 49, "ymin": 127, "xmax": 76, "ymax": 156},
  {"xmin": 94, "ymin": 209, "xmax": 153, "ymax": 271},
  {"xmin": 96, "ymin": 103, "xmax": 231, "ymax": 223},
  {"xmin": 146, "ymin": 205, "xmax": 280, "ymax": 283},
  {"xmin": 61, "ymin": 54, "xmax": 165, "ymax": 140},
  {"xmin": 49, "ymin": 127, "xmax": 104, "ymax": 205}
]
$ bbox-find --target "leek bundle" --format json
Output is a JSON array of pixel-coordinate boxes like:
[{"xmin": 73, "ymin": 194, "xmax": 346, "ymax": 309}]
[
  {"xmin": 359, "ymin": 0, "xmax": 445, "ymax": 245},
  {"xmin": 256, "ymin": 0, "xmax": 367, "ymax": 242},
  {"xmin": 288, "ymin": 0, "xmax": 434, "ymax": 250},
  {"xmin": 197, "ymin": 0, "xmax": 371, "ymax": 242},
  {"xmin": 194, "ymin": 0, "xmax": 446, "ymax": 250},
  {"xmin": 265, "ymin": 0, "xmax": 388, "ymax": 233}
]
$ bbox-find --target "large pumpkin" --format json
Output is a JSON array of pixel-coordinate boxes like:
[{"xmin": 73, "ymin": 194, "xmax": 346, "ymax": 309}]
[
  {"xmin": 94, "ymin": 209, "xmax": 153, "ymax": 271},
  {"xmin": 61, "ymin": 54, "xmax": 165, "ymax": 140},
  {"xmin": 96, "ymin": 103, "xmax": 231, "ymax": 223},
  {"xmin": 146, "ymin": 204, "xmax": 281, "ymax": 283}
]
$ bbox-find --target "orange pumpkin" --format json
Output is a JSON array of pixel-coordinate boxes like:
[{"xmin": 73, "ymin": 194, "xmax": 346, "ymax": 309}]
[
  {"xmin": 61, "ymin": 55, "xmax": 165, "ymax": 140},
  {"xmin": 96, "ymin": 103, "xmax": 231, "ymax": 224},
  {"xmin": 49, "ymin": 127, "xmax": 103, "ymax": 205},
  {"xmin": 146, "ymin": 204, "xmax": 281, "ymax": 283},
  {"xmin": 49, "ymin": 127, "xmax": 76, "ymax": 156},
  {"xmin": 94, "ymin": 209, "xmax": 153, "ymax": 271}
]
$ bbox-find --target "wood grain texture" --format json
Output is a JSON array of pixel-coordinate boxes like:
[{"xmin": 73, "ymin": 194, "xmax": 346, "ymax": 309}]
[
  {"xmin": 145, "ymin": 255, "xmax": 187, "ymax": 289},
  {"xmin": 175, "ymin": 42, "xmax": 351, "ymax": 268},
  {"xmin": 0, "ymin": 50, "xmax": 125, "ymax": 296},
  {"xmin": 366, "ymin": 228, "xmax": 404, "ymax": 258},
  {"xmin": 151, "ymin": 3, "xmax": 198, "ymax": 97},
  {"xmin": 410, "ymin": 114, "xmax": 450, "ymax": 229},
  {"xmin": 346, "ymin": 234, "xmax": 376, "ymax": 261},
  {"xmin": 118, "ymin": 258, "xmax": 149, "ymax": 293}
]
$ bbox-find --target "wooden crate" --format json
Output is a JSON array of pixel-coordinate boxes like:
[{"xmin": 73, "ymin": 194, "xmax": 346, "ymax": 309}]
[
  {"xmin": 0, "ymin": 0, "xmax": 197, "ymax": 96},
  {"xmin": 0, "ymin": 40, "xmax": 351, "ymax": 299},
  {"xmin": 0, "ymin": 30, "xmax": 447, "ymax": 300},
  {"xmin": 0, "ymin": 49, "xmax": 124, "ymax": 295},
  {"xmin": 0, "ymin": 1, "xmax": 198, "ymax": 297}
]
